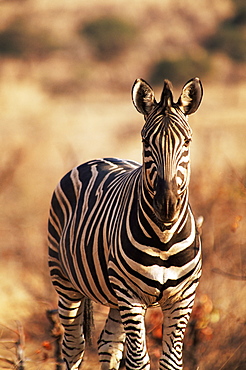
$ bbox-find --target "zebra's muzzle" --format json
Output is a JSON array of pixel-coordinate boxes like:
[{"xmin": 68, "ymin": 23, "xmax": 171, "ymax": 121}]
[{"xmin": 153, "ymin": 178, "xmax": 181, "ymax": 224}]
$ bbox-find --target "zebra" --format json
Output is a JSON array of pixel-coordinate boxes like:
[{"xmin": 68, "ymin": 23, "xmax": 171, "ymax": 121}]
[{"xmin": 48, "ymin": 77, "xmax": 203, "ymax": 370}]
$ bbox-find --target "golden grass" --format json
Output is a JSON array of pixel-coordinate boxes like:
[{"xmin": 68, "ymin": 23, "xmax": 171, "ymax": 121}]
[
  {"xmin": 0, "ymin": 67, "xmax": 246, "ymax": 368},
  {"xmin": 0, "ymin": 0, "xmax": 245, "ymax": 367}
]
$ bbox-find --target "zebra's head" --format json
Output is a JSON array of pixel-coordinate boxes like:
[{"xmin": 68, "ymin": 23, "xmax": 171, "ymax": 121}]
[{"xmin": 132, "ymin": 77, "xmax": 203, "ymax": 225}]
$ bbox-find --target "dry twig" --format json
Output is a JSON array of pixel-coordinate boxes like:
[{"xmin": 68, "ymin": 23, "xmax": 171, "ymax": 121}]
[{"xmin": 46, "ymin": 309, "xmax": 64, "ymax": 370}]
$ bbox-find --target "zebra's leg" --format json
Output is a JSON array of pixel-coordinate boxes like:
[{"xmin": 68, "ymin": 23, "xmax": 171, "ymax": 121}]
[
  {"xmin": 119, "ymin": 303, "xmax": 150, "ymax": 370},
  {"xmin": 58, "ymin": 294, "xmax": 85, "ymax": 370},
  {"xmin": 159, "ymin": 295, "xmax": 195, "ymax": 370},
  {"xmin": 98, "ymin": 308, "xmax": 125, "ymax": 370}
]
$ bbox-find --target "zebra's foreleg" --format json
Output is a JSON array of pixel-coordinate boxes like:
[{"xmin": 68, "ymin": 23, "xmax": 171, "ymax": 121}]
[
  {"xmin": 98, "ymin": 308, "xmax": 125, "ymax": 370},
  {"xmin": 119, "ymin": 303, "xmax": 150, "ymax": 370},
  {"xmin": 159, "ymin": 294, "xmax": 195, "ymax": 370},
  {"xmin": 58, "ymin": 295, "xmax": 85, "ymax": 370}
]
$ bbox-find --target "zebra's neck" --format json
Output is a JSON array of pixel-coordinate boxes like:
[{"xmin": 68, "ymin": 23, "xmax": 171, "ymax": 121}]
[{"xmin": 139, "ymin": 169, "xmax": 190, "ymax": 243}]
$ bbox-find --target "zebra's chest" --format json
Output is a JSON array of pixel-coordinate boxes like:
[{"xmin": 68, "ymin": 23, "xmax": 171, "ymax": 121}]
[
  {"xmin": 108, "ymin": 249, "xmax": 184, "ymax": 307},
  {"xmin": 107, "ymin": 215, "xmax": 200, "ymax": 305}
]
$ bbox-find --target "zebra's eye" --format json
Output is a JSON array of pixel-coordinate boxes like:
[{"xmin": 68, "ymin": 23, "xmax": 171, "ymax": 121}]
[
  {"xmin": 184, "ymin": 138, "xmax": 191, "ymax": 147},
  {"xmin": 142, "ymin": 138, "xmax": 150, "ymax": 146}
]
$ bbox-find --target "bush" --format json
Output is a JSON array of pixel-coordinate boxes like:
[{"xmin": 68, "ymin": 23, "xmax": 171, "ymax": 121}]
[
  {"xmin": 150, "ymin": 55, "xmax": 211, "ymax": 86},
  {"xmin": 204, "ymin": 0, "xmax": 246, "ymax": 62},
  {"xmin": 0, "ymin": 18, "xmax": 60, "ymax": 58},
  {"xmin": 230, "ymin": 0, "xmax": 246, "ymax": 26},
  {"xmin": 78, "ymin": 16, "xmax": 136, "ymax": 60},
  {"xmin": 204, "ymin": 24, "xmax": 246, "ymax": 62}
]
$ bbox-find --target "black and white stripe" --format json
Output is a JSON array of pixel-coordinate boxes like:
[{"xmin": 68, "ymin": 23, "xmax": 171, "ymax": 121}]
[{"xmin": 48, "ymin": 77, "xmax": 203, "ymax": 370}]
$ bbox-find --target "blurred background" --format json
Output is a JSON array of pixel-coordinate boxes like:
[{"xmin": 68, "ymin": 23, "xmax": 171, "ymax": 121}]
[{"xmin": 0, "ymin": 0, "xmax": 245, "ymax": 369}]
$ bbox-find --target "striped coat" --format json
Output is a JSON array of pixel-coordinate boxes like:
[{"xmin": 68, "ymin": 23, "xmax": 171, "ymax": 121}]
[{"xmin": 48, "ymin": 77, "xmax": 203, "ymax": 370}]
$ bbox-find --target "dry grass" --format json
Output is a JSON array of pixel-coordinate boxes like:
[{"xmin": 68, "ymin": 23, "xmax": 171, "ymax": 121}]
[
  {"xmin": 0, "ymin": 1, "xmax": 245, "ymax": 369},
  {"xmin": 0, "ymin": 71, "xmax": 246, "ymax": 369},
  {"xmin": 0, "ymin": 73, "xmax": 245, "ymax": 369}
]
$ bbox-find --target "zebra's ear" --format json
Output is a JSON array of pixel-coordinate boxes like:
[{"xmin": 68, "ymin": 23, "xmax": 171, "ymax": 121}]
[
  {"xmin": 178, "ymin": 77, "xmax": 203, "ymax": 115},
  {"xmin": 132, "ymin": 79, "xmax": 157, "ymax": 115}
]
